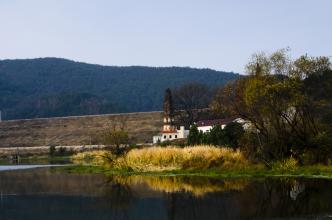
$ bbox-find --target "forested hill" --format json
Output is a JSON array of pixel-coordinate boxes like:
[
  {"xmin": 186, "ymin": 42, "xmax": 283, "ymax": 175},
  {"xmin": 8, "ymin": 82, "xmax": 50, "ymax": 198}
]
[{"xmin": 0, "ymin": 58, "xmax": 239, "ymax": 120}]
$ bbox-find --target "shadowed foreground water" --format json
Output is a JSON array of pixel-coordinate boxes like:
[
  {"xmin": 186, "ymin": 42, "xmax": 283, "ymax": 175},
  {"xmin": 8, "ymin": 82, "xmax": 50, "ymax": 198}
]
[{"xmin": 0, "ymin": 167, "xmax": 332, "ymax": 220}]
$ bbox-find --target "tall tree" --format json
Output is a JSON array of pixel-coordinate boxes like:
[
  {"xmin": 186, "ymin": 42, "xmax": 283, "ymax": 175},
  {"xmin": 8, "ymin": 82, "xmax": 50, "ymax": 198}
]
[{"xmin": 211, "ymin": 49, "xmax": 331, "ymax": 162}]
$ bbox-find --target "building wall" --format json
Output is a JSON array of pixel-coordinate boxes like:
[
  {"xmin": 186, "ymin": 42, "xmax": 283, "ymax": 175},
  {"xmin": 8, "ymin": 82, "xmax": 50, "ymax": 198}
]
[
  {"xmin": 197, "ymin": 118, "xmax": 249, "ymax": 133},
  {"xmin": 153, "ymin": 126, "xmax": 189, "ymax": 144},
  {"xmin": 198, "ymin": 125, "xmax": 228, "ymax": 133},
  {"xmin": 198, "ymin": 126, "xmax": 212, "ymax": 133}
]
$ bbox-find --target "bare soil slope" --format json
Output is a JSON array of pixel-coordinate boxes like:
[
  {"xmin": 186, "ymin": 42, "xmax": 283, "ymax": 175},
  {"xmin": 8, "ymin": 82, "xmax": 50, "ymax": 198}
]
[{"xmin": 0, "ymin": 112, "xmax": 162, "ymax": 147}]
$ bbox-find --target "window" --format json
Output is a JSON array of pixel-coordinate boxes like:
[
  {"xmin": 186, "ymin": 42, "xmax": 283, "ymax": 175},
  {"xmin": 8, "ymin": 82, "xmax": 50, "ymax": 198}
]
[
  {"xmin": 175, "ymin": 135, "xmax": 177, "ymax": 139},
  {"xmin": 164, "ymin": 135, "xmax": 166, "ymax": 139},
  {"xmin": 169, "ymin": 135, "xmax": 172, "ymax": 138}
]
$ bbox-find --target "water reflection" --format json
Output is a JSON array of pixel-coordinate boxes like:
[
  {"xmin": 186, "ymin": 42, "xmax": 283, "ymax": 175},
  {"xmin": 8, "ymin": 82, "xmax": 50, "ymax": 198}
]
[
  {"xmin": 0, "ymin": 168, "xmax": 331, "ymax": 220},
  {"xmin": 113, "ymin": 175, "xmax": 248, "ymax": 196}
]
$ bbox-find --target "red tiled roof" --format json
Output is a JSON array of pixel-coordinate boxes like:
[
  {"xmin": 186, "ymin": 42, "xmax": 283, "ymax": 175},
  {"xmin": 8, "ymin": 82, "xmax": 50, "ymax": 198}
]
[
  {"xmin": 162, "ymin": 130, "xmax": 178, "ymax": 133},
  {"xmin": 196, "ymin": 117, "xmax": 236, "ymax": 127}
]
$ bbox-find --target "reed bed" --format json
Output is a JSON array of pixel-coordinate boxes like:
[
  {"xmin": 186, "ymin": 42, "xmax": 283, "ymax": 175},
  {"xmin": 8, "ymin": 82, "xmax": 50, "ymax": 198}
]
[
  {"xmin": 121, "ymin": 146, "xmax": 249, "ymax": 171},
  {"xmin": 72, "ymin": 145, "xmax": 251, "ymax": 172}
]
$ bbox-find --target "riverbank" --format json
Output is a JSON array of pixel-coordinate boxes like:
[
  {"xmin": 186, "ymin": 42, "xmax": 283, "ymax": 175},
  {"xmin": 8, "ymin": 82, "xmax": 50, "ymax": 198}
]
[
  {"xmin": 58, "ymin": 164, "xmax": 332, "ymax": 179},
  {"xmin": 66, "ymin": 146, "xmax": 332, "ymax": 179}
]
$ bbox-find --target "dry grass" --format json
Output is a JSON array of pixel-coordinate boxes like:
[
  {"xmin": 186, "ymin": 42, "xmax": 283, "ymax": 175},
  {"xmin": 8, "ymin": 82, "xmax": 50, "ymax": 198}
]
[
  {"xmin": 120, "ymin": 146, "xmax": 249, "ymax": 171},
  {"xmin": 0, "ymin": 111, "xmax": 162, "ymax": 147},
  {"xmin": 72, "ymin": 146, "xmax": 251, "ymax": 172}
]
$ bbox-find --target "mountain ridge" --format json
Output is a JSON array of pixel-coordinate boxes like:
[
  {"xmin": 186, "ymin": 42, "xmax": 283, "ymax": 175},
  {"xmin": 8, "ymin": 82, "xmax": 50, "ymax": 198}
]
[
  {"xmin": 0, "ymin": 57, "xmax": 234, "ymax": 72},
  {"xmin": 0, "ymin": 58, "xmax": 240, "ymax": 120}
]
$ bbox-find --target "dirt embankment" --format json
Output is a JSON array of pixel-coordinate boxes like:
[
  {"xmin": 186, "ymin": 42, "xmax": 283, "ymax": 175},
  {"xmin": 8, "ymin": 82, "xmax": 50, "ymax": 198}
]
[{"xmin": 0, "ymin": 112, "xmax": 163, "ymax": 148}]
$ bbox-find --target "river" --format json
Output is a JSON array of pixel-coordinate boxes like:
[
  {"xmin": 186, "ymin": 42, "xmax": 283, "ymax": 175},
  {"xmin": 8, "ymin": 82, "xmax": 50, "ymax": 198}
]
[{"xmin": 0, "ymin": 166, "xmax": 332, "ymax": 219}]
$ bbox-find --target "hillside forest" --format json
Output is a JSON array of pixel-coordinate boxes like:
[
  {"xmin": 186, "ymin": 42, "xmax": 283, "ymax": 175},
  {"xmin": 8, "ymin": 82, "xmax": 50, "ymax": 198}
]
[{"xmin": 0, "ymin": 58, "xmax": 238, "ymax": 120}]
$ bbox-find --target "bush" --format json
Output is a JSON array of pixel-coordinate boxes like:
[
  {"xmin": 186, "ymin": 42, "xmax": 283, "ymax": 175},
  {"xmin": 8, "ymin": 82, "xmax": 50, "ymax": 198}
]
[
  {"xmin": 49, "ymin": 145, "xmax": 56, "ymax": 156},
  {"xmin": 57, "ymin": 147, "xmax": 66, "ymax": 156},
  {"xmin": 187, "ymin": 125, "xmax": 201, "ymax": 145},
  {"xmin": 223, "ymin": 122, "xmax": 245, "ymax": 148},
  {"xmin": 187, "ymin": 123, "xmax": 245, "ymax": 148},
  {"xmin": 71, "ymin": 150, "xmax": 116, "ymax": 167},
  {"xmin": 272, "ymin": 157, "xmax": 299, "ymax": 173}
]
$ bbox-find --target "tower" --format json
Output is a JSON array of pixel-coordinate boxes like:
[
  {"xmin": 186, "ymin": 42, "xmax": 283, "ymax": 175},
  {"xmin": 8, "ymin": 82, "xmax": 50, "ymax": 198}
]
[{"xmin": 162, "ymin": 88, "xmax": 176, "ymax": 132}]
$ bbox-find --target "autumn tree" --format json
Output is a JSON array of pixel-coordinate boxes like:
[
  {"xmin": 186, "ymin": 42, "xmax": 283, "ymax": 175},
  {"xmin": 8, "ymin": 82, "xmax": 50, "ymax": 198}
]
[{"xmin": 211, "ymin": 49, "xmax": 331, "ymax": 162}]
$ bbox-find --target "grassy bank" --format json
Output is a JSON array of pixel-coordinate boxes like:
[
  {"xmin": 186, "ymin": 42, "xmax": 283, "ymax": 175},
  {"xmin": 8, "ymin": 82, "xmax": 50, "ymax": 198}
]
[
  {"xmin": 72, "ymin": 146, "xmax": 255, "ymax": 172},
  {"xmin": 68, "ymin": 145, "xmax": 332, "ymax": 179},
  {"xmin": 60, "ymin": 165, "xmax": 332, "ymax": 179}
]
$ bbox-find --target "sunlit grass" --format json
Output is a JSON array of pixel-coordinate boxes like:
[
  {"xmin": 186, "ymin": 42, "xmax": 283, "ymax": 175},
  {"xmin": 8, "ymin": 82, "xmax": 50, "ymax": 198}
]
[
  {"xmin": 120, "ymin": 146, "xmax": 250, "ymax": 171},
  {"xmin": 71, "ymin": 146, "xmax": 253, "ymax": 172}
]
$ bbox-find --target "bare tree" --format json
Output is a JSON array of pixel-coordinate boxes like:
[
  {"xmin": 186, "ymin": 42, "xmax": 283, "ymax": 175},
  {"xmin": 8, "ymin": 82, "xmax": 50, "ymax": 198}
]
[
  {"xmin": 101, "ymin": 116, "xmax": 130, "ymax": 154},
  {"xmin": 173, "ymin": 82, "xmax": 211, "ymax": 127}
]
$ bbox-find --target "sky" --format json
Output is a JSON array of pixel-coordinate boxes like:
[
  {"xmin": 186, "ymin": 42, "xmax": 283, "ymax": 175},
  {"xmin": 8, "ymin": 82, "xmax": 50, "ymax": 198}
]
[{"xmin": 0, "ymin": 0, "xmax": 331, "ymax": 73}]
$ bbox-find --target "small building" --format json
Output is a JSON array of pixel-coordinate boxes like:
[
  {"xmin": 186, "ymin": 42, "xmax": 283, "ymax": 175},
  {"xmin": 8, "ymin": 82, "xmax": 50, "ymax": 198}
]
[
  {"xmin": 196, "ymin": 117, "xmax": 249, "ymax": 133},
  {"xmin": 153, "ymin": 88, "xmax": 189, "ymax": 144},
  {"xmin": 153, "ymin": 126, "xmax": 189, "ymax": 143}
]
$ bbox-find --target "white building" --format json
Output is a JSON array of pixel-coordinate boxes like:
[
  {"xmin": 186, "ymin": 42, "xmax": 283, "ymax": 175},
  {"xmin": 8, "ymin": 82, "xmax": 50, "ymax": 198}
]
[
  {"xmin": 153, "ymin": 126, "xmax": 189, "ymax": 144},
  {"xmin": 196, "ymin": 117, "xmax": 250, "ymax": 133}
]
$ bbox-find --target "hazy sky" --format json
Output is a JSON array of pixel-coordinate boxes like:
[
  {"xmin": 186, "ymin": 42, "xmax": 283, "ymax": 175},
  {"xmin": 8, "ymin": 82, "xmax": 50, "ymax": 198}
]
[{"xmin": 0, "ymin": 0, "xmax": 331, "ymax": 73}]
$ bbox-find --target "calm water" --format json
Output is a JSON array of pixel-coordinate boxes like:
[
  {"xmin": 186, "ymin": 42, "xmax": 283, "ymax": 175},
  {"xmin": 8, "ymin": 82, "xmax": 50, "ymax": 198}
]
[{"xmin": 0, "ymin": 167, "xmax": 332, "ymax": 220}]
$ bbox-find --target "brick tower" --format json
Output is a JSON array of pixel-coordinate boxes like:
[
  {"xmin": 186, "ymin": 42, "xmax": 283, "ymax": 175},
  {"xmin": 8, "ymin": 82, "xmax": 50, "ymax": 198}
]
[{"xmin": 162, "ymin": 88, "xmax": 176, "ymax": 132}]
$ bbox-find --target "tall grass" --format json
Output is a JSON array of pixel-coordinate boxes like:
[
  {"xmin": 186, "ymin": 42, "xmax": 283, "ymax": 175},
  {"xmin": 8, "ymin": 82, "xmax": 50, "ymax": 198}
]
[
  {"xmin": 72, "ymin": 145, "xmax": 251, "ymax": 172},
  {"xmin": 121, "ymin": 146, "xmax": 249, "ymax": 171}
]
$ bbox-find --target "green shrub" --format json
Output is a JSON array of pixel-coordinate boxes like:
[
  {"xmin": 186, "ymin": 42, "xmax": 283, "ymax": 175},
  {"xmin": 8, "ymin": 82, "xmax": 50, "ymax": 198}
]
[
  {"xmin": 49, "ymin": 145, "xmax": 56, "ymax": 156},
  {"xmin": 272, "ymin": 157, "xmax": 299, "ymax": 173}
]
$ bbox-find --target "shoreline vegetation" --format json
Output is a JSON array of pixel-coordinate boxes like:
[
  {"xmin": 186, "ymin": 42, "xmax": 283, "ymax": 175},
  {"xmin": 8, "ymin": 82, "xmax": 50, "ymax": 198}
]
[{"xmin": 67, "ymin": 146, "xmax": 332, "ymax": 179}]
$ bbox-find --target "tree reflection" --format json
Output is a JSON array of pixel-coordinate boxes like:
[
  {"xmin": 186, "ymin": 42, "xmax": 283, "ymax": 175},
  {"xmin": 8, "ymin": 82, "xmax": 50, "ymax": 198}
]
[
  {"xmin": 167, "ymin": 178, "xmax": 332, "ymax": 219},
  {"xmin": 1, "ymin": 169, "xmax": 332, "ymax": 220},
  {"xmin": 112, "ymin": 175, "xmax": 332, "ymax": 220},
  {"xmin": 101, "ymin": 176, "xmax": 134, "ymax": 209}
]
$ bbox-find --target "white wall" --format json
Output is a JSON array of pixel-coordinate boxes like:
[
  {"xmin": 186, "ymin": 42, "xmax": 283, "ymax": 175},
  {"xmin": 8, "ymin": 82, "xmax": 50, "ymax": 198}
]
[
  {"xmin": 153, "ymin": 135, "xmax": 162, "ymax": 144},
  {"xmin": 198, "ymin": 126, "xmax": 212, "ymax": 133},
  {"xmin": 197, "ymin": 118, "xmax": 251, "ymax": 133},
  {"xmin": 153, "ymin": 126, "xmax": 189, "ymax": 143}
]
